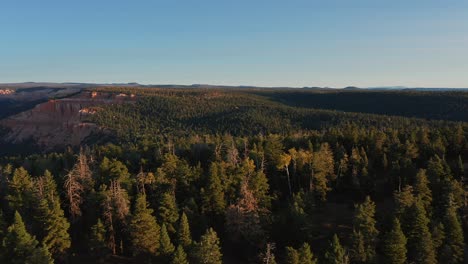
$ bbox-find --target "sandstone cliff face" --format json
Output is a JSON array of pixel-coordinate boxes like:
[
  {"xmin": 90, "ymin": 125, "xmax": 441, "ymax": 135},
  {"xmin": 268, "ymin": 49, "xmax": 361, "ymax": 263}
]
[{"xmin": 0, "ymin": 91, "xmax": 136, "ymax": 150}]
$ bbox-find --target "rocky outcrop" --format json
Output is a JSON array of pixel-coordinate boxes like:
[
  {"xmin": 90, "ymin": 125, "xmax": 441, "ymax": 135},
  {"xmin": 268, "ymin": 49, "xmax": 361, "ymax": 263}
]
[
  {"xmin": 0, "ymin": 91, "xmax": 136, "ymax": 150},
  {"xmin": 0, "ymin": 89, "xmax": 14, "ymax": 95}
]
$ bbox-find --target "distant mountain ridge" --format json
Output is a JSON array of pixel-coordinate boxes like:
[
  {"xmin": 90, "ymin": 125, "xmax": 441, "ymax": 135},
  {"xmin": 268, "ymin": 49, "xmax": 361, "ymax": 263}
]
[{"xmin": 1, "ymin": 82, "xmax": 467, "ymax": 91}]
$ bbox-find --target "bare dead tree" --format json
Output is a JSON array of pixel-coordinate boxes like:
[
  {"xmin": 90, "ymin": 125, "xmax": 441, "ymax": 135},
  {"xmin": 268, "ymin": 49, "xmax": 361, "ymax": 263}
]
[
  {"xmin": 260, "ymin": 243, "xmax": 276, "ymax": 264},
  {"xmin": 226, "ymin": 181, "xmax": 264, "ymax": 246},
  {"xmin": 136, "ymin": 169, "xmax": 155, "ymax": 195},
  {"xmin": 76, "ymin": 149, "xmax": 94, "ymax": 191},
  {"xmin": 64, "ymin": 149, "xmax": 95, "ymax": 222},
  {"xmin": 102, "ymin": 180, "xmax": 130, "ymax": 255},
  {"xmin": 64, "ymin": 170, "xmax": 84, "ymax": 221},
  {"xmin": 109, "ymin": 180, "xmax": 130, "ymax": 222},
  {"xmin": 102, "ymin": 194, "xmax": 116, "ymax": 255}
]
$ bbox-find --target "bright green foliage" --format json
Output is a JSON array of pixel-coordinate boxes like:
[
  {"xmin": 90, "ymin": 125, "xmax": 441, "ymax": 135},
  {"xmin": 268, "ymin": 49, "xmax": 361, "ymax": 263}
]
[
  {"xmin": 324, "ymin": 234, "xmax": 349, "ymax": 264},
  {"xmin": 394, "ymin": 186, "xmax": 415, "ymax": 217},
  {"xmin": 34, "ymin": 171, "xmax": 71, "ymax": 258},
  {"xmin": 406, "ymin": 200, "xmax": 437, "ymax": 264},
  {"xmin": 350, "ymin": 230, "xmax": 366, "ymax": 263},
  {"xmin": 38, "ymin": 198, "xmax": 71, "ymax": 257},
  {"xmin": 89, "ymin": 218, "xmax": 108, "ymax": 256},
  {"xmin": 351, "ymin": 196, "xmax": 379, "ymax": 262},
  {"xmin": 202, "ymin": 163, "xmax": 226, "ymax": 216},
  {"xmin": 196, "ymin": 228, "xmax": 223, "ymax": 264},
  {"xmin": 311, "ymin": 143, "xmax": 335, "ymax": 202},
  {"xmin": 29, "ymin": 244, "xmax": 54, "ymax": 264},
  {"xmin": 158, "ymin": 192, "xmax": 179, "ymax": 233},
  {"xmin": 394, "ymin": 186, "xmax": 415, "ymax": 233},
  {"xmin": 285, "ymin": 246, "xmax": 299, "ymax": 264},
  {"xmin": 160, "ymin": 224, "xmax": 175, "ymax": 257},
  {"xmin": 381, "ymin": 218, "xmax": 407, "ymax": 264},
  {"xmin": 38, "ymin": 171, "xmax": 59, "ymax": 201},
  {"xmin": 238, "ymin": 158, "xmax": 270, "ymax": 209},
  {"xmin": 177, "ymin": 212, "xmax": 192, "ymax": 248},
  {"xmin": 414, "ymin": 169, "xmax": 432, "ymax": 218},
  {"xmin": 129, "ymin": 194, "xmax": 160, "ymax": 256},
  {"xmin": 6, "ymin": 167, "xmax": 33, "ymax": 214},
  {"xmin": 427, "ymin": 155, "xmax": 451, "ymax": 183},
  {"xmin": 100, "ymin": 158, "xmax": 132, "ymax": 190},
  {"xmin": 438, "ymin": 177, "xmax": 464, "ymax": 216},
  {"xmin": 248, "ymin": 162, "xmax": 271, "ymax": 209},
  {"xmin": 439, "ymin": 207, "xmax": 464, "ymax": 264},
  {"xmin": 171, "ymin": 245, "xmax": 189, "ymax": 264},
  {"xmin": 2, "ymin": 211, "xmax": 53, "ymax": 264},
  {"xmin": 298, "ymin": 243, "xmax": 316, "ymax": 264}
]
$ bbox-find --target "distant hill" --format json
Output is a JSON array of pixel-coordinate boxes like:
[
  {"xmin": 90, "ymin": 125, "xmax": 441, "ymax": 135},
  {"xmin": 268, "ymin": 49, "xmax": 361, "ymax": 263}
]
[{"xmin": 1, "ymin": 82, "xmax": 467, "ymax": 91}]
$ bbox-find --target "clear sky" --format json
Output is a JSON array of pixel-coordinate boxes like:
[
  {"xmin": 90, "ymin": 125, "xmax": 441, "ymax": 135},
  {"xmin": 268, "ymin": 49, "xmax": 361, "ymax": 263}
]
[{"xmin": 1, "ymin": 0, "xmax": 468, "ymax": 87}]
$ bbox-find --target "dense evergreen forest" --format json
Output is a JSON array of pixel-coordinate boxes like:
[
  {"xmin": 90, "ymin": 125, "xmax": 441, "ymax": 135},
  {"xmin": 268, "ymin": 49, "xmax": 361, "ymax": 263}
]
[{"xmin": 0, "ymin": 87, "xmax": 467, "ymax": 263}]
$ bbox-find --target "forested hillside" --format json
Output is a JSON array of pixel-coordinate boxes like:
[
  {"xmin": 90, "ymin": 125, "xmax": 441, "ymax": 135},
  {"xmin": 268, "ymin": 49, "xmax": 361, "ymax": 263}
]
[
  {"xmin": 0, "ymin": 87, "xmax": 466, "ymax": 263},
  {"xmin": 254, "ymin": 89, "xmax": 468, "ymax": 122}
]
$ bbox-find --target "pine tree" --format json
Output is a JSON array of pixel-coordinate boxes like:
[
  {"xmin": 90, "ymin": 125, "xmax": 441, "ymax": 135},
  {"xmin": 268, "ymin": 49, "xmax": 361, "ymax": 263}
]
[
  {"xmin": 2, "ymin": 211, "xmax": 53, "ymax": 264},
  {"xmin": 324, "ymin": 234, "xmax": 349, "ymax": 264},
  {"xmin": 29, "ymin": 244, "xmax": 54, "ymax": 264},
  {"xmin": 414, "ymin": 169, "xmax": 432, "ymax": 218},
  {"xmin": 171, "ymin": 245, "xmax": 189, "ymax": 264},
  {"xmin": 311, "ymin": 143, "xmax": 335, "ymax": 202},
  {"xmin": 350, "ymin": 230, "xmax": 366, "ymax": 263},
  {"xmin": 351, "ymin": 196, "xmax": 379, "ymax": 262},
  {"xmin": 89, "ymin": 218, "xmax": 109, "ymax": 257},
  {"xmin": 196, "ymin": 228, "xmax": 223, "ymax": 264},
  {"xmin": 202, "ymin": 163, "xmax": 226, "ymax": 216},
  {"xmin": 39, "ymin": 198, "xmax": 71, "ymax": 258},
  {"xmin": 285, "ymin": 246, "xmax": 299, "ymax": 264},
  {"xmin": 431, "ymin": 221, "xmax": 445, "ymax": 257},
  {"xmin": 393, "ymin": 186, "xmax": 415, "ymax": 232},
  {"xmin": 298, "ymin": 243, "xmax": 316, "ymax": 264},
  {"xmin": 6, "ymin": 167, "xmax": 33, "ymax": 215},
  {"xmin": 406, "ymin": 200, "xmax": 437, "ymax": 264},
  {"xmin": 248, "ymin": 160, "xmax": 271, "ymax": 209},
  {"xmin": 129, "ymin": 194, "xmax": 160, "ymax": 257},
  {"xmin": 158, "ymin": 192, "xmax": 179, "ymax": 233},
  {"xmin": 177, "ymin": 212, "xmax": 192, "ymax": 248},
  {"xmin": 160, "ymin": 224, "xmax": 175, "ymax": 257},
  {"xmin": 34, "ymin": 171, "xmax": 71, "ymax": 258},
  {"xmin": 439, "ymin": 207, "xmax": 464, "ymax": 264},
  {"xmin": 381, "ymin": 218, "xmax": 407, "ymax": 264}
]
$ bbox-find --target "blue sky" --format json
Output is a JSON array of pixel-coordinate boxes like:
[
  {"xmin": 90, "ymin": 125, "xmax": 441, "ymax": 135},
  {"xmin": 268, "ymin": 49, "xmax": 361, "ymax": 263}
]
[{"xmin": 1, "ymin": 0, "xmax": 467, "ymax": 87}]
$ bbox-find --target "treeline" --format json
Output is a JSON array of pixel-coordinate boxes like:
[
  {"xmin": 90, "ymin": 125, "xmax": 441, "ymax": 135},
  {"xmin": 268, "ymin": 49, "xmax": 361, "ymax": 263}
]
[
  {"xmin": 0, "ymin": 120, "xmax": 466, "ymax": 263},
  {"xmin": 88, "ymin": 88, "xmax": 467, "ymax": 142},
  {"xmin": 0, "ymin": 87, "xmax": 466, "ymax": 263},
  {"xmin": 252, "ymin": 89, "xmax": 468, "ymax": 122},
  {"xmin": 90, "ymin": 87, "xmax": 468, "ymax": 122}
]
